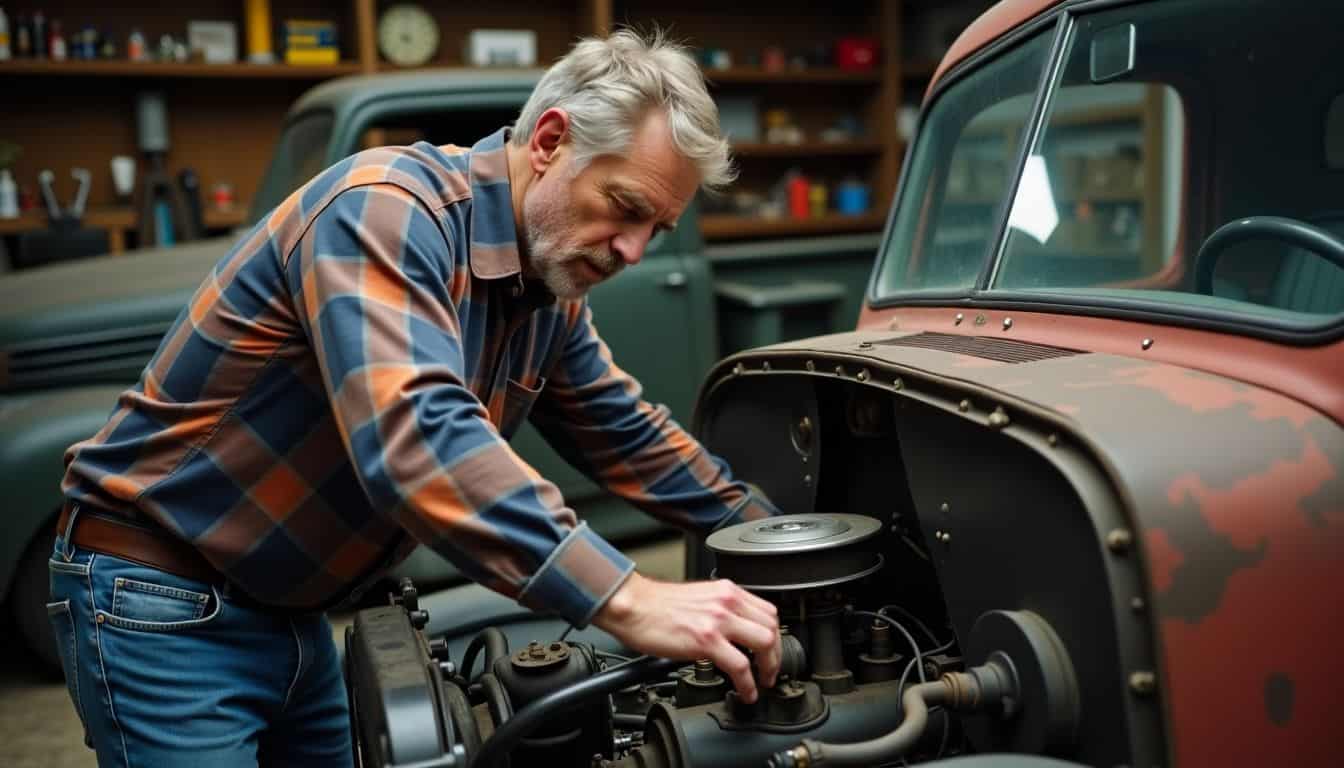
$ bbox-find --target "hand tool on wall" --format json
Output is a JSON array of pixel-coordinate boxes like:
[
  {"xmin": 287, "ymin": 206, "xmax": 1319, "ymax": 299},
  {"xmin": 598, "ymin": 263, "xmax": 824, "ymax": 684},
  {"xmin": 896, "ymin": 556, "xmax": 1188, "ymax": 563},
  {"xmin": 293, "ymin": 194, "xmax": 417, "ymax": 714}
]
[{"xmin": 15, "ymin": 168, "xmax": 109, "ymax": 269}]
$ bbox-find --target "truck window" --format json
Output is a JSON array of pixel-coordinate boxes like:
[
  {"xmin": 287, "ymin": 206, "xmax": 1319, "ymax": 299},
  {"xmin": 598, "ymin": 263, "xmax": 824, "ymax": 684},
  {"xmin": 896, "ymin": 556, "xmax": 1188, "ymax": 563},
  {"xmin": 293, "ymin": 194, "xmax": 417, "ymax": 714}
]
[
  {"xmin": 875, "ymin": 28, "xmax": 1054, "ymax": 295},
  {"xmin": 992, "ymin": 81, "xmax": 1185, "ymax": 289}
]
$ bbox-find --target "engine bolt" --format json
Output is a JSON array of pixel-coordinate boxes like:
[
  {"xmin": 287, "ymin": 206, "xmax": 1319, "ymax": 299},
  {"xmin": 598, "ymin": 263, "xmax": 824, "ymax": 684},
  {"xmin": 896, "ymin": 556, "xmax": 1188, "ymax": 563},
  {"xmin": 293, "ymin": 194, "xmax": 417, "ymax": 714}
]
[
  {"xmin": 1130, "ymin": 596, "xmax": 1146, "ymax": 613},
  {"xmin": 857, "ymin": 369, "xmax": 869, "ymax": 382},
  {"xmin": 1002, "ymin": 317, "xmax": 1013, "ymax": 330},
  {"xmin": 694, "ymin": 659, "xmax": 717, "ymax": 682},
  {"xmin": 1142, "ymin": 338, "xmax": 1154, "ymax": 350},
  {"xmin": 958, "ymin": 399, "xmax": 971, "ymax": 412},
  {"xmin": 955, "ymin": 313, "xmax": 964, "ymax": 325},
  {"xmin": 806, "ymin": 360, "xmax": 816, "ymax": 372},
  {"xmin": 893, "ymin": 377, "xmax": 904, "ymax": 390},
  {"xmin": 858, "ymin": 341, "xmax": 874, "ymax": 350}
]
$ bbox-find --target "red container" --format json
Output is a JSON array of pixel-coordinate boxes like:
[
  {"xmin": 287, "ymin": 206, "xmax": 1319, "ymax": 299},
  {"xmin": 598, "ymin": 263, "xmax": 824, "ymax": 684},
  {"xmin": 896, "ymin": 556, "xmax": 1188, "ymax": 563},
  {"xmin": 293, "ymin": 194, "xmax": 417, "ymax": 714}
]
[
  {"xmin": 788, "ymin": 174, "xmax": 811, "ymax": 219},
  {"xmin": 835, "ymin": 37, "xmax": 879, "ymax": 71}
]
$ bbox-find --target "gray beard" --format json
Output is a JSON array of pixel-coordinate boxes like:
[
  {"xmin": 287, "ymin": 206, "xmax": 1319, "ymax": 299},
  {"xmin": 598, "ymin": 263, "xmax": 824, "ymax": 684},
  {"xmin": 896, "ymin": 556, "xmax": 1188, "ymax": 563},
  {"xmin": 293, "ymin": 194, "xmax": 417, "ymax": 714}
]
[{"xmin": 523, "ymin": 188, "xmax": 620, "ymax": 300}]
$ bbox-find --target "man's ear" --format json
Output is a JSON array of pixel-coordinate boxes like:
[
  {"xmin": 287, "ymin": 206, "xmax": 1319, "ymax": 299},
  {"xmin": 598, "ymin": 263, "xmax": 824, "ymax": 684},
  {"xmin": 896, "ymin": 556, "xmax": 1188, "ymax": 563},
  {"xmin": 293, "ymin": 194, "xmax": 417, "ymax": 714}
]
[{"xmin": 529, "ymin": 108, "xmax": 570, "ymax": 176}]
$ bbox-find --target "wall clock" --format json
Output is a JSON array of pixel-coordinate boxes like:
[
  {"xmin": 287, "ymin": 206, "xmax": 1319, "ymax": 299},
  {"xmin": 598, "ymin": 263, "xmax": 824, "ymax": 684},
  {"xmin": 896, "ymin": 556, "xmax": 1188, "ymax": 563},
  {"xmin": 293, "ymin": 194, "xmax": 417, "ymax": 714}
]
[{"xmin": 378, "ymin": 4, "xmax": 440, "ymax": 67}]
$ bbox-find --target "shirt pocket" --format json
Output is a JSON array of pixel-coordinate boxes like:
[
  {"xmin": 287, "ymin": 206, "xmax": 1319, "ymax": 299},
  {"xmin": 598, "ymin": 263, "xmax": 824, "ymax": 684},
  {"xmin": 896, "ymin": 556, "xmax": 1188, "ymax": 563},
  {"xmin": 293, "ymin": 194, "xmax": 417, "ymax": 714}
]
[{"xmin": 498, "ymin": 376, "xmax": 546, "ymax": 440}]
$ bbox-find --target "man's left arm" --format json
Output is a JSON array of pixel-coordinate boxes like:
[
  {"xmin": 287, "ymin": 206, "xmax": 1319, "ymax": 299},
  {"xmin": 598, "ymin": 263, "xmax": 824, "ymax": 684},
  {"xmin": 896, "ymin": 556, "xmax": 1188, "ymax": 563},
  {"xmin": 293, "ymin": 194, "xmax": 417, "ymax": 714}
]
[{"xmin": 528, "ymin": 301, "xmax": 779, "ymax": 535}]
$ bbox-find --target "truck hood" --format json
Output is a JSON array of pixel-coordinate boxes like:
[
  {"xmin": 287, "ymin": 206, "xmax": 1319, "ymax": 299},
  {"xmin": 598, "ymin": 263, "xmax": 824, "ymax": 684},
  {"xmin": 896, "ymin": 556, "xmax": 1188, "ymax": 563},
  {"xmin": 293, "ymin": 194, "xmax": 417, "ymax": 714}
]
[
  {"xmin": 0, "ymin": 236, "xmax": 235, "ymax": 391},
  {"xmin": 697, "ymin": 328, "xmax": 1344, "ymax": 765}
]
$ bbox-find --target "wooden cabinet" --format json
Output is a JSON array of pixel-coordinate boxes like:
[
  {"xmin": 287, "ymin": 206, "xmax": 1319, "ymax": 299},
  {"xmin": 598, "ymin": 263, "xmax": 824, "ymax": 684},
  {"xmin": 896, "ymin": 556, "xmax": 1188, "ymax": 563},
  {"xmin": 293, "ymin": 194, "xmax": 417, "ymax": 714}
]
[{"xmin": 0, "ymin": 0, "xmax": 989, "ymax": 248}]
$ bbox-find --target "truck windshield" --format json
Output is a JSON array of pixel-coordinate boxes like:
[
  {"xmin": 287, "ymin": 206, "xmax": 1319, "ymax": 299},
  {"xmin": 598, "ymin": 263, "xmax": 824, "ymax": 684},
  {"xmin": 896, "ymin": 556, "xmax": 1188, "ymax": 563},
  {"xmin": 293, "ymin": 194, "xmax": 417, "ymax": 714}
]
[{"xmin": 874, "ymin": 0, "xmax": 1344, "ymax": 331}]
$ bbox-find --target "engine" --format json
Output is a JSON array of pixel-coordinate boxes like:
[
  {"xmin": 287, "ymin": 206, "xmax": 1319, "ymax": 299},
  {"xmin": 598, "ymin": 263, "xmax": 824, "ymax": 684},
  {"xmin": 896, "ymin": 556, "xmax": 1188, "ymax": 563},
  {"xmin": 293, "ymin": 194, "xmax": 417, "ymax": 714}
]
[{"xmin": 346, "ymin": 512, "xmax": 1083, "ymax": 768}]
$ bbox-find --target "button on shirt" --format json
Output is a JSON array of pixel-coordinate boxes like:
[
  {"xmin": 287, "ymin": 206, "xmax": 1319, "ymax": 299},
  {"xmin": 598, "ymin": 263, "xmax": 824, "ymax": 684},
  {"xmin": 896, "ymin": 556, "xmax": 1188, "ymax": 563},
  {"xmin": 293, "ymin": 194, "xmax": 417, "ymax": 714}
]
[{"xmin": 62, "ymin": 127, "xmax": 775, "ymax": 625}]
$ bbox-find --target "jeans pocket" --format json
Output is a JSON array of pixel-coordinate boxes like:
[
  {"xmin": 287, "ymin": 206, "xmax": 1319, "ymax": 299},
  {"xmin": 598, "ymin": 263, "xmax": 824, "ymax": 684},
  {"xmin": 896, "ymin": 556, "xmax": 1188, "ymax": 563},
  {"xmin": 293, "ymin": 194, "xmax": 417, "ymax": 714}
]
[
  {"xmin": 498, "ymin": 376, "xmax": 546, "ymax": 439},
  {"xmin": 100, "ymin": 574, "xmax": 221, "ymax": 633},
  {"xmin": 46, "ymin": 600, "xmax": 88, "ymax": 733}
]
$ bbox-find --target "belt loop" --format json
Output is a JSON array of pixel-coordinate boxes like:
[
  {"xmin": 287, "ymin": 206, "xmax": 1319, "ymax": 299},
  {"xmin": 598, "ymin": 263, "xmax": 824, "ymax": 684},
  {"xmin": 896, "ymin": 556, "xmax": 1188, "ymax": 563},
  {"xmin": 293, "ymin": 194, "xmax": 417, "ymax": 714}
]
[{"xmin": 60, "ymin": 503, "xmax": 80, "ymax": 562}]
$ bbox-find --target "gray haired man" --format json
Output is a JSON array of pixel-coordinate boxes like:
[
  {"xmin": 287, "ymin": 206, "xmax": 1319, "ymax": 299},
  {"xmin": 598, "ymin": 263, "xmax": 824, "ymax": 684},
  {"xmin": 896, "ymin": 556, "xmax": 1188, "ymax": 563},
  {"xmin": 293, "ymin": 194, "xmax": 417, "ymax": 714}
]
[{"xmin": 52, "ymin": 28, "xmax": 781, "ymax": 766}]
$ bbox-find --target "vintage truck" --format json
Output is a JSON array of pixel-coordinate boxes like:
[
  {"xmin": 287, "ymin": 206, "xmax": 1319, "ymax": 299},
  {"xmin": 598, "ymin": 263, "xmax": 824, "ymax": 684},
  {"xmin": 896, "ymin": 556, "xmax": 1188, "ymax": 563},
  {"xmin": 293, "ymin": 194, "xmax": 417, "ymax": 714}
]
[
  {"xmin": 343, "ymin": 0, "xmax": 1344, "ymax": 766},
  {"xmin": 0, "ymin": 70, "xmax": 875, "ymax": 671}
]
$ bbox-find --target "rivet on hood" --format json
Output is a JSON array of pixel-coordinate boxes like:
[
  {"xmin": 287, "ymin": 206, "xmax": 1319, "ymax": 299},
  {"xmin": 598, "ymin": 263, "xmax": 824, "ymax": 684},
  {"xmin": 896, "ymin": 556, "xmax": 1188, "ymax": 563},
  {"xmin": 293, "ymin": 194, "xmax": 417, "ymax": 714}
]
[{"xmin": 1106, "ymin": 528, "xmax": 1133, "ymax": 553}]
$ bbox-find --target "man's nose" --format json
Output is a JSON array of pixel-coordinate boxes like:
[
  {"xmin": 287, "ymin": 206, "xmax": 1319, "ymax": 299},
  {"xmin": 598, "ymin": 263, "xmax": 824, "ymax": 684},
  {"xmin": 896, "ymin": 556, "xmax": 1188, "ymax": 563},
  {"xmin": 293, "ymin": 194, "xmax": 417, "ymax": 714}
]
[{"xmin": 611, "ymin": 225, "xmax": 654, "ymax": 267}]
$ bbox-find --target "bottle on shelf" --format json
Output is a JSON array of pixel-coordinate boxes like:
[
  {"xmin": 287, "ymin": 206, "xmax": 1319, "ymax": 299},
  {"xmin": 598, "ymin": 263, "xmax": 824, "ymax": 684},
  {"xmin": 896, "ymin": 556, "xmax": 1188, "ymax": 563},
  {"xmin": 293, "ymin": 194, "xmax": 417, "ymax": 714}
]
[
  {"xmin": 0, "ymin": 7, "xmax": 11, "ymax": 60},
  {"xmin": 30, "ymin": 10, "xmax": 44, "ymax": 58},
  {"xmin": 127, "ymin": 28, "xmax": 145, "ymax": 61},
  {"xmin": 14, "ymin": 12, "xmax": 30, "ymax": 58},
  {"xmin": 49, "ymin": 19, "xmax": 65, "ymax": 61},
  {"xmin": 0, "ymin": 169, "xmax": 18, "ymax": 219}
]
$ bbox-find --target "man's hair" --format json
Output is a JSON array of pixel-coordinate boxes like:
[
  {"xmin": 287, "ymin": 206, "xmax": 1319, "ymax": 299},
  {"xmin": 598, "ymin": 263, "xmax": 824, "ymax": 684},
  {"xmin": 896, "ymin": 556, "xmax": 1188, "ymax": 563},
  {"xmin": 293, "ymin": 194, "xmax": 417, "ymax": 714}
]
[{"xmin": 511, "ymin": 27, "xmax": 736, "ymax": 190}]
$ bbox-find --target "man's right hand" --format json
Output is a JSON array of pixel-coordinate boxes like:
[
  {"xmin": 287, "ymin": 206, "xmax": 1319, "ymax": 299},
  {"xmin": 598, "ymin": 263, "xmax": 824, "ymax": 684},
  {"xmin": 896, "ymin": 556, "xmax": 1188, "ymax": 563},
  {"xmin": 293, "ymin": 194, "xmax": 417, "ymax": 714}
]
[{"xmin": 591, "ymin": 572, "xmax": 781, "ymax": 703}]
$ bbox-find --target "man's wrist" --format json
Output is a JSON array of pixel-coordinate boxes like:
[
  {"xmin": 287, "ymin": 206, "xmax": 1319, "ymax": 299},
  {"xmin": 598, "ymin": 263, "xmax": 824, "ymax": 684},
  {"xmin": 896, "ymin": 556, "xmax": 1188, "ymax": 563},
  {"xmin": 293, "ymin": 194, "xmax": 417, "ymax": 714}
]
[{"xmin": 595, "ymin": 571, "xmax": 643, "ymax": 628}]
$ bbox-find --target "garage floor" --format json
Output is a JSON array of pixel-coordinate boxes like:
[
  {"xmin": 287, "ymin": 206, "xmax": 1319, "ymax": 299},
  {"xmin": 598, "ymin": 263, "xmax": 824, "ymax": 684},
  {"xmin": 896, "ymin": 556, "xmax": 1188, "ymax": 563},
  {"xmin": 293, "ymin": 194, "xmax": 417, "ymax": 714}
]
[{"xmin": 0, "ymin": 536, "xmax": 685, "ymax": 767}]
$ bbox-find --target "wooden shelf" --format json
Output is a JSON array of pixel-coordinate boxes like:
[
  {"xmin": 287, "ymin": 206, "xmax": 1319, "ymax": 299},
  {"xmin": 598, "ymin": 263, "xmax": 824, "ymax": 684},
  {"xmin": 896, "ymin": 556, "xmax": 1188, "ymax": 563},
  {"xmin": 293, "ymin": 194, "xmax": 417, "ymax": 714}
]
[
  {"xmin": 0, "ymin": 206, "xmax": 135, "ymax": 236},
  {"xmin": 703, "ymin": 67, "xmax": 882, "ymax": 85},
  {"xmin": 732, "ymin": 141, "xmax": 885, "ymax": 157},
  {"xmin": 0, "ymin": 60, "xmax": 362, "ymax": 79},
  {"xmin": 0, "ymin": 205, "xmax": 249, "ymax": 254},
  {"xmin": 203, "ymin": 207, "xmax": 249, "ymax": 229},
  {"xmin": 701, "ymin": 212, "xmax": 885, "ymax": 240}
]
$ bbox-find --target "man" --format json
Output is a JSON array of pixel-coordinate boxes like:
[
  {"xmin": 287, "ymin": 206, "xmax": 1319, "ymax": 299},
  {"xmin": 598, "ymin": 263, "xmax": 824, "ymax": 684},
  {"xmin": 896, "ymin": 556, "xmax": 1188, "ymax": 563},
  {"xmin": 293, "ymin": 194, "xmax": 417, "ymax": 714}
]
[{"xmin": 48, "ymin": 28, "xmax": 782, "ymax": 767}]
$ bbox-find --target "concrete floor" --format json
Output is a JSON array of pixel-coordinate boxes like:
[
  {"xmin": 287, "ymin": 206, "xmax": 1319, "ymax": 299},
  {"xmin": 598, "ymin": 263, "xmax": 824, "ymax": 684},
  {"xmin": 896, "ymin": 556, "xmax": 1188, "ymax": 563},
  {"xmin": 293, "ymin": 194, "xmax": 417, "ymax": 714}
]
[{"xmin": 1, "ymin": 536, "xmax": 684, "ymax": 767}]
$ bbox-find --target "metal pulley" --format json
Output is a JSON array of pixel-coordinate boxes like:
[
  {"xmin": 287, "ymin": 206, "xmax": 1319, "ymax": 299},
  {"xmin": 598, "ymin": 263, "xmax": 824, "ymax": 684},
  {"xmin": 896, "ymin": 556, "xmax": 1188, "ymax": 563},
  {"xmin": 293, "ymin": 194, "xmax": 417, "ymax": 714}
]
[{"xmin": 706, "ymin": 514, "xmax": 884, "ymax": 591}]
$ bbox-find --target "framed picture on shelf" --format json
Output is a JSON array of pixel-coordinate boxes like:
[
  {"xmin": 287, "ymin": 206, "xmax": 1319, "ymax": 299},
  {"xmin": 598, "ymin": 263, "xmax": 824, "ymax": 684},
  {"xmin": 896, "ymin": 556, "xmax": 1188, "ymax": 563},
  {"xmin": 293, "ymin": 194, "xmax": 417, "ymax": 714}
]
[{"xmin": 187, "ymin": 21, "xmax": 238, "ymax": 64}]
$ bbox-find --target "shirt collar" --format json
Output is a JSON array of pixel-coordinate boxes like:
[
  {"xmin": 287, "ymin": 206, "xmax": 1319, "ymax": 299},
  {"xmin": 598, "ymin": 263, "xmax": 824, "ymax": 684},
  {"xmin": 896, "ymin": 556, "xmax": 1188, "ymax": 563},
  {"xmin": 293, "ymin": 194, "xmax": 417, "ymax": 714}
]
[{"xmin": 466, "ymin": 127, "xmax": 524, "ymax": 281}]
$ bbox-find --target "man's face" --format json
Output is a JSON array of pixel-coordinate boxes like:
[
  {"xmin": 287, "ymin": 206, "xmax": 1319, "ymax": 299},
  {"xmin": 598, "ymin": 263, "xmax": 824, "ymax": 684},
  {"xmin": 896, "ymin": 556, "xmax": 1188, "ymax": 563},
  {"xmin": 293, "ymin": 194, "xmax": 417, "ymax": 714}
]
[{"xmin": 522, "ymin": 111, "xmax": 700, "ymax": 300}]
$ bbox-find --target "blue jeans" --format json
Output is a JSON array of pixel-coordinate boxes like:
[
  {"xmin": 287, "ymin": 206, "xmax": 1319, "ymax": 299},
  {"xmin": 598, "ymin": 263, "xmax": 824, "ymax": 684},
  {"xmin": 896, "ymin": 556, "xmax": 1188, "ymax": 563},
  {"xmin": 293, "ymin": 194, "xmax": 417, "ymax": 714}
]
[{"xmin": 47, "ymin": 533, "xmax": 353, "ymax": 767}]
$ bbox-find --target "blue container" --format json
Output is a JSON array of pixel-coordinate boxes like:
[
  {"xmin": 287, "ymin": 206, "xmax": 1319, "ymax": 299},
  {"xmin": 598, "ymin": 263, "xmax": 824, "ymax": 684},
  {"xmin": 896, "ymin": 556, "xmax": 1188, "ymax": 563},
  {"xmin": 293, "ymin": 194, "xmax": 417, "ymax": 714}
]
[{"xmin": 835, "ymin": 179, "xmax": 871, "ymax": 215}]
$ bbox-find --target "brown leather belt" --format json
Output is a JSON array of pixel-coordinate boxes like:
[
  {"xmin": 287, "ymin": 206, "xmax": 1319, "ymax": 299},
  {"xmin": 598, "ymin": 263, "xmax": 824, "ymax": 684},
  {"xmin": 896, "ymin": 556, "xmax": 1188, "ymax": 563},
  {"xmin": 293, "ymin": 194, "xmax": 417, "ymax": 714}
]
[{"xmin": 56, "ymin": 501, "xmax": 220, "ymax": 586}]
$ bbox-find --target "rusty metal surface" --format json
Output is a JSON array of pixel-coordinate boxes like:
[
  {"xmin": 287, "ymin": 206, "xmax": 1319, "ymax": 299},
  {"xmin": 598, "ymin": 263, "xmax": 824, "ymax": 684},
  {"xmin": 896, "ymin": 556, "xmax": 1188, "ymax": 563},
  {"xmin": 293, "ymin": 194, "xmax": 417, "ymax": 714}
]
[
  {"xmin": 927, "ymin": 0, "xmax": 1064, "ymax": 102},
  {"xmin": 861, "ymin": 305, "xmax": 1344, "ymax": 427},
  {"xmin": 705, "ymin": 328, "xmax": 1344, "ymax": 766}
]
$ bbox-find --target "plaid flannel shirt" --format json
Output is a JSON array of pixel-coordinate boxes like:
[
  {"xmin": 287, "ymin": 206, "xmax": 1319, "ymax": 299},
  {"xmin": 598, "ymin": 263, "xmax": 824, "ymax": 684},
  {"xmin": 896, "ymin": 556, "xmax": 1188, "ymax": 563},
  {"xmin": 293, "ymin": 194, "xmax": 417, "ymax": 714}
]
[{"xmin": 62, "ymin": 127, "xmax": 775, "ymax": 625}]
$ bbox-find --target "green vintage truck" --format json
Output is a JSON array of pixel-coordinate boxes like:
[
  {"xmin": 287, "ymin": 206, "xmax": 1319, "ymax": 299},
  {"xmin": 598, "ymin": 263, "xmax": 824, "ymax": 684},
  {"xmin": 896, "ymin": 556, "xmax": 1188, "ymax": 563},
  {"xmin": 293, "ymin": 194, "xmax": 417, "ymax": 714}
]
[{"xmin": 0, "ymin": 70, "xmax": 875, "ymax": 670}]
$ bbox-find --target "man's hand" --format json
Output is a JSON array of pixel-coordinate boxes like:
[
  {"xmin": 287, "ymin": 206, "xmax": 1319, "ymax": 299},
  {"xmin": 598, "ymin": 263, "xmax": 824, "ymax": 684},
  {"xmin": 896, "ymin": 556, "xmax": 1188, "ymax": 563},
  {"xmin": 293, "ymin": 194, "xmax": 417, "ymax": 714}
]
[{"xmin": 592, "ymin": 572, "xmax": 781, "ymax": 703}]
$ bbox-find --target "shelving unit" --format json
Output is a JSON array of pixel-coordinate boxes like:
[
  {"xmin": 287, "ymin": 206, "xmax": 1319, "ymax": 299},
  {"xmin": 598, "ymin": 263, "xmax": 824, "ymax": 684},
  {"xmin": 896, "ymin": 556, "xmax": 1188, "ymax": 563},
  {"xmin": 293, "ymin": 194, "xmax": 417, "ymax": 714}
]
[
  {"xmin": 0, "ymin": 59, "xmax": 361, "ymax": 78},
  {"xmin": 0, "ymin": 0, "xmax": 992, "ymax": 249},
  {"xmin": 703, "ymin": 67, "xmax": 882, "ymax": 85},
  {"xmin": 731, "ymin": 141, "xmax": 885, "ymax": 158}
]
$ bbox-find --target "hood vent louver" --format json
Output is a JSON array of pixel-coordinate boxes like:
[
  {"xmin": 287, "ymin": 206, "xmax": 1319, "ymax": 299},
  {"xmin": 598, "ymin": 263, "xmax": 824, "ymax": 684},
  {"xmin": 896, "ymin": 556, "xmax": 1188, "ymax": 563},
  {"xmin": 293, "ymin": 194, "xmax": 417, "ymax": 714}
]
[
  {"xmin": 2, "ymin": 322, "xmax": 171, "ymax": 390},
  {"xmin": 874, "ymin": 332, "xmax": 1084, "ymax": 364}
]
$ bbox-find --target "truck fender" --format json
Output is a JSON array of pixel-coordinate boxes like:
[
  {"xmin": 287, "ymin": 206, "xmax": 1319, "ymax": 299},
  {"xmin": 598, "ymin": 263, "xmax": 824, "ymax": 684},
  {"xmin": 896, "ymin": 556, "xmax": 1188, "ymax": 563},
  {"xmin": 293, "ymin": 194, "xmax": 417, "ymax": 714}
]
[{"xmin": 0, "ymin": 384, "xmax": 125, "ymax": 599}]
